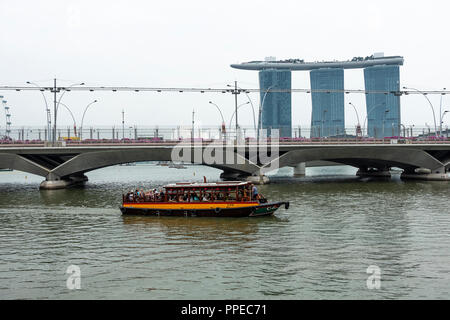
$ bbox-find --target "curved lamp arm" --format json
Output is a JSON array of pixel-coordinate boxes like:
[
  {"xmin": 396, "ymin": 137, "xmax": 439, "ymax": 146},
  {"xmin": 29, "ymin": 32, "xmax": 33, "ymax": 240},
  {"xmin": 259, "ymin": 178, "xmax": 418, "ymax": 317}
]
[
  {"xmin": 404, "ymin": 86, "xmax": 437, "ymax": 136},
  {"xmin": 80, "ymin": 100, "xmax": 98, "ymax": 139},
  {"xmin": 208, "ymin": 101, "xmax": 225, "ymax": 124},
  {"xmin": 229, "ymin": 101, "xmax": 250, "ymax": 130}
]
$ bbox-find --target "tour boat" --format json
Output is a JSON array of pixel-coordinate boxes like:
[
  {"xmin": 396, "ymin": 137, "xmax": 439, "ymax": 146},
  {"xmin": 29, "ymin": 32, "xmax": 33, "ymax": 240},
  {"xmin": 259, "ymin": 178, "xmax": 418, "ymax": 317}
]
[{"xmin": 120, "ymin": 181, "xmax": 289, "ymax": 217}]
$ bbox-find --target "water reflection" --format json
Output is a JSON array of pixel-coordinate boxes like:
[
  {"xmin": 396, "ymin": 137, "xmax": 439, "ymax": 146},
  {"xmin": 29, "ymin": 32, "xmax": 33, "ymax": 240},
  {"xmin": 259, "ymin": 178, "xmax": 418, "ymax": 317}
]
[{"xmin": 121, "ymin": 216, "xmax": 284, "ymax": 241}]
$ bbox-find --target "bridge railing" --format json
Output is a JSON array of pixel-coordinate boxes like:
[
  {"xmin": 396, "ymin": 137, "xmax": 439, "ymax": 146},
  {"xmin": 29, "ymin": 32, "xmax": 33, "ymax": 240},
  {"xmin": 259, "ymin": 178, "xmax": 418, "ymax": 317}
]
[{"xmin": 1, "ymin": 125, "xmax": 449, "ymax": 145}]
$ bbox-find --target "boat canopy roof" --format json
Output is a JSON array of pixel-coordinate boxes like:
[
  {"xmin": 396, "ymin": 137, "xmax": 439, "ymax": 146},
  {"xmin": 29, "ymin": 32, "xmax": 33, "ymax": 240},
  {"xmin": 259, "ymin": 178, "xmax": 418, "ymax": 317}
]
[{"xmin": 164, "ymin": 181, "xmax": 252, "ymax": 189}]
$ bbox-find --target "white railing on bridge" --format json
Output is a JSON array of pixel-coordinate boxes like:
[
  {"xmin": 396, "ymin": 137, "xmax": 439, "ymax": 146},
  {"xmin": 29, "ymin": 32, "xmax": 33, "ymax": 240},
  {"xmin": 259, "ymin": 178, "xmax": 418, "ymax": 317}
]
[{"xmin": 1, "ymin": 125, "xmax": 449, "ymax": 144}]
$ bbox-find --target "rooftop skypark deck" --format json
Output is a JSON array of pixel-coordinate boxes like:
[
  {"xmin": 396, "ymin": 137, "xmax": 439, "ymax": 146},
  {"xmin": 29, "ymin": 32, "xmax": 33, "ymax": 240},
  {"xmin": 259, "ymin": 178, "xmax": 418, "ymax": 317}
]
[{"xmin": 230, "ymin": 55, "xmax": 404, "ymax": 71}]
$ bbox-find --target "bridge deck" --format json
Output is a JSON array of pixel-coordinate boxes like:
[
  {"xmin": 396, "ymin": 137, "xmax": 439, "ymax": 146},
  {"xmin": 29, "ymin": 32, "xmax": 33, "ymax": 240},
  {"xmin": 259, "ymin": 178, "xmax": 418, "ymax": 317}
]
[{"xmin": 1, "ymin": 141, "xmax": 449, "ymax": 187}]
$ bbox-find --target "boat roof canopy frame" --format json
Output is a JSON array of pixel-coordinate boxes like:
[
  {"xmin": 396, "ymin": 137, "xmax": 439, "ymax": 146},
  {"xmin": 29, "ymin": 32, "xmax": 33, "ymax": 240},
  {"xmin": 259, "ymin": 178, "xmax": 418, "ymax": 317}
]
[{"xmin": 164, "ymin": 181, "xmax": 252, "ymax": 189}]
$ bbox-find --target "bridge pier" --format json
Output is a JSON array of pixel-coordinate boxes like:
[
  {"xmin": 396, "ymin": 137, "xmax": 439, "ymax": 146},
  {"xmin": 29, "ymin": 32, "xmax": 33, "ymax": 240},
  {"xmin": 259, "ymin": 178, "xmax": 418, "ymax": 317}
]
[
  {"xmin": 40, "ymin": 174, "xmax": 89, "ymax": 190},
  {"xmin": 219, "ymin": 171, "xmax": 269, "ymax": 185},
  {"xmin": 219, "ymin": 171, "xmax": 245, "ymax": 181},
  {"xmin": 293, "ymin": 162, "xmax": 306, "ymax": 176},
  {"xmin": 356, "ymin": 167, "xmax": 391, "ymax": 178},
  {"xmin": 245, "ymin": 174, "xmax": 270, "ymax": 185},
  {"xmin": 400, "ymin": 168, "xmax": 450, "ymax": 181}
]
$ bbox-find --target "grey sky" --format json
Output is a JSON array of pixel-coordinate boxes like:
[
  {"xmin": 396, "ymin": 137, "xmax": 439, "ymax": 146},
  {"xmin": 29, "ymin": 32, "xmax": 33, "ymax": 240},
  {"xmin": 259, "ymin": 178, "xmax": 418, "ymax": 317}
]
[{"xmin": 1, "ymin": 0, "xmax": 449, "ymax": 130}]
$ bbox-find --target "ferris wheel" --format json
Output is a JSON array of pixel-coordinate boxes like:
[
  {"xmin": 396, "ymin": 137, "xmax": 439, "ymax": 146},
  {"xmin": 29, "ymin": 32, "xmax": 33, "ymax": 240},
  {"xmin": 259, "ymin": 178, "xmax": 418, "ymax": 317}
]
[{"xmin": 1, "ymin": 97, "xmax": 11, "ymax": 140}]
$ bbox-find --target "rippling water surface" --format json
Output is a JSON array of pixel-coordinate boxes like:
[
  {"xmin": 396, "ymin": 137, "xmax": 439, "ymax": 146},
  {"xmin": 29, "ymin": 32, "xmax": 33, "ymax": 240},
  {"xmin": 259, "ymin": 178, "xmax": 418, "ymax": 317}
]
[{"xmin": 0, "ymin": 164, "xmax": 449, "ymax": 299}]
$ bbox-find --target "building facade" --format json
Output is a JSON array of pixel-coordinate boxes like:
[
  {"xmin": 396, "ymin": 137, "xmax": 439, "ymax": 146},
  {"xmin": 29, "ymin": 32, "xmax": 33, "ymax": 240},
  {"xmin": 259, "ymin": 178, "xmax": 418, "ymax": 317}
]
[
  {"xmin": 258, "ymin": 69, "xmax": 292, "ymax": 137},
  {"xmin": 231, "ymin": 54, "xmax": 404, "ymax": 139},
  {"xmin": 310, "ymin": 68, "xmax": 345, "ymax": 137},
  {"xmin": 363, "ymin": 65, "xmax": 401, "ymax": 138}
]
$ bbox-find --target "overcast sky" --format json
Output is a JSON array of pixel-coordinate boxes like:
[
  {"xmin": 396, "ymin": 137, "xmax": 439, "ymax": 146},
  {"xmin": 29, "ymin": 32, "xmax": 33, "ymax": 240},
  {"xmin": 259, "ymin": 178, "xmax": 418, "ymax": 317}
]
[{"xmin": 1, "ymin": 0, "xmax": 449, "ymax": 130}]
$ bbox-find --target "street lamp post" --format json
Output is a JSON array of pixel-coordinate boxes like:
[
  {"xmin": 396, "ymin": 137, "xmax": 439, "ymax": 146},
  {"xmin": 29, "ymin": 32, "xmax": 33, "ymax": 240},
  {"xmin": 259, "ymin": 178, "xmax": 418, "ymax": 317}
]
[
  {"xmin": 439, "ymin": 88, "xmax": 446, "ymax": 135},
  {"xmin": 234, "ymin": 81, "xmax": 238, "ymax": 138},
  {"xmin": 27, "ymin": 81, "xmax": 52, "ymax": 142},
  {"xmin": 208, "ymin": 101, "xmax": 226, "ymax": 140},
  {"xmin": 57, "ymin": 102, "xmax": 77, "ymax": 138},
  {"xmin": 382, "ymin": 110, "xmax": 390, "ymax": 139},
  {"xmin": 208, "ymin": 101, "xmax": 226, "ymax": 124},
  {"xmin": 403, "ymin": 86, "xmax": 437, "ymax": 136},
  {"xmin": 348, "ymin": 102, "xmax": 361, "ymax": 137},
  {"xmin": 229, "ymin": 101, "xmax": 250, "ymax": 130},
  {"xmin": 441, "ymin": 110, "xmax": 449, "ymax": 130},
  {"xmin": 122, "ymin": 109, "xmax": 125, "ymax": 141},
  {"xmin": 400, "ymin": 124, "xmax": 406, "ymax": 138},
  {"xmin": 243, "ymin": 92, "xmax": 256, "ymax": 135},
  {"xmin": 258, "ymin": 85, "xmax": 275, "ymax": 140},
  {"xmin": 363, "ymin": 102, "xmax": 386, "ymax": 137},
  {"xmin": 322, "ymin": 110, "xmax": 328, "ymax": 138},
  {"xmin": 191, "ymin": 109, "xmax": 195, "ymax": 142},
  {"xmin": 80, "ymin": 100, "xmax": 98, "ymax": 140},
  {"xmin": 53, "ymin": 80, "xmax": 85, "ymax": 144},
  {"xmin": 425, "ymin": 123, "xmax": 431, "ymax": 136},
  {"xmin": 226, "ymin": 81, "xmax": 240, "ymax": 140},
  {"xmin": 227, "ymin": 84, "xmax": 257, "ymax": 135},
  {"xmin": 410, "ymin": 124, "xmax": 415, "ymax": 138}
]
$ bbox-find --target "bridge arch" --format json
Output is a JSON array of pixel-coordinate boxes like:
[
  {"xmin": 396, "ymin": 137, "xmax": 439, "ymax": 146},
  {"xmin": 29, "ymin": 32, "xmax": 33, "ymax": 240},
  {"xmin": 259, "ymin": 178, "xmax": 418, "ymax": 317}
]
[
  {"xmin": 262, "ymin": 147, "xmax": 445, "ymax": 173},
  {"xmin": 0, "ymin": 153, "xmax": 50, "ymax": 177},
  {"xmin": 49, "ymin": 148, "xmax": 259, "ymax": 179}
]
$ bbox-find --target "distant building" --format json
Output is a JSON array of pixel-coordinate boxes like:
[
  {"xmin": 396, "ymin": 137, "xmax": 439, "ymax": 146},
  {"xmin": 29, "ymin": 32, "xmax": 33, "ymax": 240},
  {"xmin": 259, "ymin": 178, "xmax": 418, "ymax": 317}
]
[
  {"xmin": 258, "ymin": 69, "xmax": 292, "ymax": 138},
  {"xmin": 231, "ymin": 54, "xmax": 404, "ymax": 138},
  {"xmin": 364, "ymin": 65, "xmax": 401, "ymax": 138},
  {"xmin": 310, "ymin": 68, "xmax": 345, "ymax": 137}
]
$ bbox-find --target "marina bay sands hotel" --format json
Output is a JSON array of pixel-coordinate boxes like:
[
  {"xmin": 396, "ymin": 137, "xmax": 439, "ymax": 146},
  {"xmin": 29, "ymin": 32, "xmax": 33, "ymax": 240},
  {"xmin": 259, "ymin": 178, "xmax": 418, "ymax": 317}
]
[{"xmin": 230, "ymin": 53, "xmax": 404, "ymax": 138}]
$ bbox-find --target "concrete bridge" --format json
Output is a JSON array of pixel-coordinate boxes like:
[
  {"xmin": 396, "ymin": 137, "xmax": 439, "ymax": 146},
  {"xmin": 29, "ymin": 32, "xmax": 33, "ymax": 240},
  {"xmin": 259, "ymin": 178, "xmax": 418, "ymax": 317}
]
[{"xmin": 0, "ymin": 142, "xmax": 449, "ymax": 189}]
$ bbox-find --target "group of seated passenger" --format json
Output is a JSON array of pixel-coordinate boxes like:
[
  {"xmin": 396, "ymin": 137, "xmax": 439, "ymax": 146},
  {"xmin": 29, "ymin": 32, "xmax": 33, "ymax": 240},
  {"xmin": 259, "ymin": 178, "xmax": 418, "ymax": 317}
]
[
  {"xmin": 125, "ymin": 187, "xmax": 261, "ymax": 203},
  {"xmin": 172, "ymin": 193, "xmax": 202, "ymax": 202},
  {"xmin": 125, "ymin": 188, "xmax": 165, "ymax": 202}
]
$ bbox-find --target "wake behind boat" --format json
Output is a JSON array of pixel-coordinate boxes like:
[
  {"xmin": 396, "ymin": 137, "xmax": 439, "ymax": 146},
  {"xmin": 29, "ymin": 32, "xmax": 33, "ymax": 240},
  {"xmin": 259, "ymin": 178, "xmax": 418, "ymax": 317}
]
[{"xmin": 120, "ymin": 181, "xmax": 289, "ymax": 217}]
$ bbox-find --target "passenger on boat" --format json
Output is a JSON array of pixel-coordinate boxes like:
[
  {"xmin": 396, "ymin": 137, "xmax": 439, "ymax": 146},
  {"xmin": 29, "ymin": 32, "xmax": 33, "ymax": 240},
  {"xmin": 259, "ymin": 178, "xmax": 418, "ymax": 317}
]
[
  {"xmin": 239, "ymin": 190, "xmax": 250, "ymax": 201},
  {"xmin": 127, "ymin": 191, "xmax": 134, "ymax": 202},
  {"xmin": 252, "ymin": 186, "xmax": 259, "ymax": 200}
]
